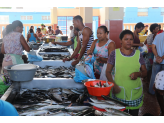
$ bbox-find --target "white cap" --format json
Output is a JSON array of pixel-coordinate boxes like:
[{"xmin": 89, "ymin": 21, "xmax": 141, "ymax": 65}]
[{"xmin": 155, "ymin": 71, "xmax": 164, "ymax": 90}]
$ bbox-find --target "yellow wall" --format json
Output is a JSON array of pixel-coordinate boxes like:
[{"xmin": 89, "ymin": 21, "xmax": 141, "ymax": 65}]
[
  {"xmin": 93, "ymin": 9, "xmax": 100, "ymax": 16},
  {"xmin": 100, "ymin": 7, "xmax": 105, "ymax": 25},
  {"xmin": 51, "ymin": 7, "xmax": 57, "ymax": 24},
  {"xmin": 84, "ymin": 7, "xmax": 93, "ymax": 23}
]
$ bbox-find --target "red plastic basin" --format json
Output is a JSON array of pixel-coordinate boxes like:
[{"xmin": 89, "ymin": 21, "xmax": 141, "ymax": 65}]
[{"xmin": 84, "ymin": 80, "xmax": 114, "ymax": 97}]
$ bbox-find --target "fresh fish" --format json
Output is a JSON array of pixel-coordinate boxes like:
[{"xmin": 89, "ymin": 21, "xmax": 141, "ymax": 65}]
[
  {"xmin": 94, "ymin": 110, "xmax": 118, "ymax": 116},
  {"xmin": 65, "ymin": 106, "xmax": 90, "ymax": 111},
  {"xmin": 41, "ymin": 99, "xmax": 58, "ymax": 105},
  {"xmin": 89, "ymin": 102, "xmax": 125, "ymax": 110},
  {"xmin": 20, "ymin": 110, "xmax": 48, "ymax": 116},
  {"xmin": 70, "ymin": 89, "xmax": 82, "ymax": 95},
  {"xmin": 62, "ymin": 89, "xmax": 74, "ymax": 95},
  {"xmin": 45, "ymin": 111, "xmax": 72, "ymax": 116},
  {"xmin": 61, "ymin": 92, "xmax": 68, "ymax": 99},
  {"xmin": 90, "ymin": 98, "xmax": 116, "ymax": 105},
  {"xmin": 51, "ymin": 93, "xmax": 62, "ymax": 102},
  {"xmin": 49, "ymin": 88, "xmax": 61, "ymax": 93},
  {"xmin": 37, "ymin": 105, "xmax": 65, "ymax": 110},
  {"xmin": 105, "ymin": 108, "xmax": 131, "ymax": 116}
]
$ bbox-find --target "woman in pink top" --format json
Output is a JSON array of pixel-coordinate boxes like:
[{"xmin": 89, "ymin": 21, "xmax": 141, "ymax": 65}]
[{"xmin": 1, "ymin": 20, "xmax": 30, "ymax": 75}]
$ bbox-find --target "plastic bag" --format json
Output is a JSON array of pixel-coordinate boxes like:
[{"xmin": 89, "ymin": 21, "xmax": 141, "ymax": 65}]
[
  {"xmin": 27, "ymin": 53, "xmax": 43, "ymax": 62},
  {"xmin": 138, "ymin": 44, "xmax": 148, "ymax": 55},
  {"xmin": 99, "ymin": 63, "xmax": 108, "ymax": 81},
  {"xmin": 73, "ymin": 68, "xmax": 91, "ymax": 83}
]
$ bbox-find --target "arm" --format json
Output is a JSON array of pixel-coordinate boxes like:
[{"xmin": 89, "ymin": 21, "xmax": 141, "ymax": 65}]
[
  {"xmin": 77, "ymin": 28, "xmax": 91, "ymax": 60},
  {"xmin": 106, "ymin": 63, "xmax": 121, "ymax": 94},
  {"xmin": 87, "ymin": 39, "xmax": 98, "ymax": 55},
  {"xmin": 53, "ymin": 41, "xmax": 73, "ymax": 46},
  {"xmin": 1, "ymin": 43, "xmax": 5, "ymax": 54},
  {"xmin": 97, "ymin": 42, "xmax": 116, "ymax": 63},
  {"xmin": 27, "ymin": 34, "xmax": 30, "ymax": 42},
  {"xmin": 34, "ymin": 34, "xmax": 39, "ymax": 40},
  {"xmin": 20, "ymin": 35, "xmax": 30, "ymax": 52},
  {"xmin": 144, "ymin": 39, "xmax": 147, "ymax": 45}
]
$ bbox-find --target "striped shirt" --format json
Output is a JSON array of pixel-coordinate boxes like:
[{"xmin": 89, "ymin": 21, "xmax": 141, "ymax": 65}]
[{"xmin": 79, "ymin": 26, "xmax": 94, "ymax": 55}]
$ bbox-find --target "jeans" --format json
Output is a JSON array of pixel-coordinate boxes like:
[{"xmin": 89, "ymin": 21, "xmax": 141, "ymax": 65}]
[{"xmin": 149, "ymin": 63, "xmax": 164, "ymax": 95}]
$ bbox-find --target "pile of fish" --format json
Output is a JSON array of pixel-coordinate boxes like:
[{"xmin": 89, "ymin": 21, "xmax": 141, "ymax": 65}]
[
  {"xmin": 40, "ymin": 47, "xmax": 69, "ymax": 52},
  {"xmin": 90, "ymin": 81, "xmax": 113, "ymax": 88},
  {"xmin": 35, "ymin": 66, "xmax": 75, "ymax": 78},
  {"xmin": 41, "ymin": 54, "xmax": 70, "ymax": 60},
  {"xmin": 13, "ymin": 88, "xmax": 91, "ymax": 116}
]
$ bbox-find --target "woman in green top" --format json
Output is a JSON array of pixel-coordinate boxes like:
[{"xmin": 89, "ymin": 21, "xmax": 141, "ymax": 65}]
[
  {"xmin": 106, "ymin": 30, "xmax": 147, "ymax": 116},
  {"xmin": 53, "ymin": 28, "xmax": 80, "ymax": 59}
]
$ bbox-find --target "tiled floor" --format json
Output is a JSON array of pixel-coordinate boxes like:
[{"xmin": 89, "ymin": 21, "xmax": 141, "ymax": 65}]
[{"xmin": 0, "ymin": 64, "xmax": 161, "ymax": 116}]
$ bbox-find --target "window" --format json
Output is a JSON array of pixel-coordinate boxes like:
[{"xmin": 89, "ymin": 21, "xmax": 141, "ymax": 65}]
[
  {"xmin": 152, "ymin": 7, "xmax": 159, "ymax": 9},
  {"xmin": 137, "ymin": 7, "xmax": 148, "ymax": 16},
  {"xmin": 27, "ymin": 16, "xmax": 33, "ymax": 20},
  {"xmin": 48, "ymin": 16, "xmax": 50, "ymax": 20},
  {"xmin": 16, "ymin": 7, "xmax": 23, "ymax": 9},
  {"xmin": 161, "ymin": 8, "xmax": 164, "ymax": 16},
  {"xmin": 21, "ymin": 16, "xmax": 33, "ymax": 20},
  {"xmin": 42, "ymin": 16, "xmax": 47, "ymax": 20},
  {"xmin": 0, "ymin": 16, "xmax": 9, "ymax": 24}
]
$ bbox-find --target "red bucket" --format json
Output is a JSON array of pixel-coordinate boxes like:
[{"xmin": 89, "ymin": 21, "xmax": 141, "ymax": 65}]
[{"xmin": 84, "ymin": 80, "xmax": 114, "ymax": 97}]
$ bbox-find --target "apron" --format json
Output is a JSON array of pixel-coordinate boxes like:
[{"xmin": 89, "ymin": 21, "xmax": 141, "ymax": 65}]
[
  {"xmin": 110, "ymin": 49, "xmax": 143, "ymax": 110},
  {"xmin": 0, "ymin": 75, "xmax": 9, "ymax": 95}
]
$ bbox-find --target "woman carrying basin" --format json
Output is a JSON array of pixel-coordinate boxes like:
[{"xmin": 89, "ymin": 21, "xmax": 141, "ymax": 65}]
[
  {"xmin": 1, "ymin": 20, "xmax": 30, "ymax": 80},
  {"xmin": 106, "ymin": 30, "xmax": 147, "ymax": 116}
]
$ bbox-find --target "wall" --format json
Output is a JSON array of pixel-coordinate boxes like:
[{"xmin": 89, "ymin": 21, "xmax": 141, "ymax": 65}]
[
  {"xmin": 0, "ymin": 12, "xmax": 51, "ymax": 24},
  {"xmin": 100, "ymin": 7, "xmax": 105, "ymax": 25},
  {"xmin": 57, "ymin": 8, "xmax": 79, "ymax": 16},
  {"xmin": 124, "ymin": 7, "xmax": 163, "ymax": 23},
  {"xmin": 109, "ymin": 7, "xmax": 124, "ymax": 20}
]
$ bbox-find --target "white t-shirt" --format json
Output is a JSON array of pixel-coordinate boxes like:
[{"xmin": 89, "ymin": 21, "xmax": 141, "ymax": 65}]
[{"xmin": 70, "ymin": 29, "xmax": 74, "ymax": 39}]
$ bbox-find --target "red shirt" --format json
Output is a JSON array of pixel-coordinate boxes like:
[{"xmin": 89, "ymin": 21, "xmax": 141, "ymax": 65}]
[{"xmin": 157, "ymin": 30, "xmax": 163, "ymax": 34}]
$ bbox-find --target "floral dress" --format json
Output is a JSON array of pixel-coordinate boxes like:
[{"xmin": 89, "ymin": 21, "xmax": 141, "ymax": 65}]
[{"xmin": 93, "ymin": 39, "xmax": 113, "ymax": 75}]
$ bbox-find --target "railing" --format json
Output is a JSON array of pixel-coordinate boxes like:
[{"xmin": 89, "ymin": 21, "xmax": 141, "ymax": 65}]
[
  {"xmin": 0, "ymin": 24, "xmax": 52, "ymax": 39},
  {"xmin": 123, "ymin": 23, "xmax": 164, "ymax": 35}
]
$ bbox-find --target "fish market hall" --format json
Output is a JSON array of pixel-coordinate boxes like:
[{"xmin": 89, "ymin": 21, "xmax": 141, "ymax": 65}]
[{"xmin": 0, "ymin": 8, "xmax": 163, "ymax": 116}]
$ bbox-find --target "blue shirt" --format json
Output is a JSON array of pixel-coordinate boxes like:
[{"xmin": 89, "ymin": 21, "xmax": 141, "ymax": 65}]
[
  {"xmin": 153, "ymin": 32, "xmax": 164, "ymax": 64},
  {"xmin": 0, "ymin": 100, "xmax": 19, "ymax": 116},
  {"xmin": 29, "ymin": 33, "xmax": 36, "ymax": 42}
]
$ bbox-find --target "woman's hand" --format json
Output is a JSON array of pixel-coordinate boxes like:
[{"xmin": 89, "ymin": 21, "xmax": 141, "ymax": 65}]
[
  {"xmin": 63, "ymin": 58, "xmax": 72, "ymax": 62},
  {"xmin": 129, "ymin": 72, "xmax": 140, "ymax": 80},
  {"xmin": 96, "ymin": 57, "xmax": 102, "ymax": 62},
  {"xmin": 71, "ymin": 59, "xmax": 80, "ymax": 66},
  {"xmin": 87, "ymin": 49, "xmax": 92, "ymax": 55}
]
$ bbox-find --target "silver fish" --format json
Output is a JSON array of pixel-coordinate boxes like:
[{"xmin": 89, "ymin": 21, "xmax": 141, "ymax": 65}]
[
  {"xmin": 37, "ymin": 105, "xmax": 65, "ymax": 110},
  {"xmin": 61, "ymin": 92, "xmax": 68, "ymax": 99},
  {"xmin": 94, "ymin": 110, "xmax": 119, "ymax": 116},
  {"xmin": 49, "ymin": 88, "xmax": 61, "ymax": 93},
  {"xmin": 46, "ymin": 111, "xmax": 72, "ymax": 116},
  {"xmin": 52, "ymin": 93, "xmax": 62, "ymax": 102},
  {"xmin": 89, "ymin": 102, "xmax": 125, "ymax": 110},
  {"xmin": 90, "ymin": 98, "xmax": 116, "ymax": 105},
  {"xmin": 62, "ymin": 89, "xmax": 74, "ymax": 95},
  {"xmin": 41, "ymin": 99, "xmax": 58, "ymax": 105},
  {"xmin": 20, "ymin": 110, "xmax": 48, "ymax": 116},
  {"xmin": 105, "ymin": 108, "xmax": 131, "ymax": 116},
  {"xmin": 65, "ymin": 106, "xmax": 90, "ymax": 111},
  {"xmin": 70, "ymin": 89, "xmax": 82, "ymax": 95}
]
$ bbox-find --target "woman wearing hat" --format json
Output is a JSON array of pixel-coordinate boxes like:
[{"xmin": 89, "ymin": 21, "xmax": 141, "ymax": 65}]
[
  {"xmin": 106, "ymin": 29, "xmax": 147, "ymax": 116},
  {"xmin": 40, "ymin": 24, "xmax": 47, "ymax": 35}
]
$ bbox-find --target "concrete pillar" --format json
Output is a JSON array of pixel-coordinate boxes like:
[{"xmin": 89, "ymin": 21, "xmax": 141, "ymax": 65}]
[
  {"xmin": 51, "ymin": 7, "xmax": 58, "ymax": 30},
  {"xmin": 79, "ymin": 7, "xmax": 93, "ymax": 29},
  {"xmin": 107, "ymin": 7, "xmax": 124, "ymax": 48}
]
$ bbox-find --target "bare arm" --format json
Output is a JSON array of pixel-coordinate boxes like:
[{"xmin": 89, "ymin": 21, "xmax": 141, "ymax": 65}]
[
  {"xmin": 20, "ymin": 35, "xmax": 30, "ymax": 52},
  {"xmin": 106, "ymin": 63, "xmax": 121, "ymax": 94},
  {"xmin": 34, "ymin": 34, "xmax": 39, "ymax": 40},
  {"xmin": 27, "ymin": 34, "xmax": 30, "ymax": 42},
  {"xmin": 97, "ymin": 42, "xmax": 116, "ymax": 63},
  {"xmin": 77, "ymin": 28, "xmax": 91, "ymax": 60},
  {"xmin": 53, "ymin": 41, "xmax": 73, "ymax": 46},
  {"xmin": 144, "ymin": 39, "xmax": 147, "ymax": 45},
  {"xmin": 87, "ymin": 39, "xmax": 98, "ymax": 55},
  {"xmin": 1, "ymin": 43, "xmax": 5, "ymax": 54}
]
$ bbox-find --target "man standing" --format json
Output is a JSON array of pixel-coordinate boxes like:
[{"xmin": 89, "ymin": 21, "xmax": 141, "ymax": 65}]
[
  {"xmin": 55, "ymin": 26, "xmax": 63, "ymax": 35},
  {"xmin": 63, "ymin": 15, "xmax": 94, "ymax": 66},
  {"xmin": 149, "ymin": 31, "xmax": 164, "ymax": 95}
]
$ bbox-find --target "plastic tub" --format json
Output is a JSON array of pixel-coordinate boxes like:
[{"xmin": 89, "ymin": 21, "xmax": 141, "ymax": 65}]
[
  {"xmin": 4, "ymin": 64, "xmax": 38, "ymax": 82},
  {"xmin": 84, "ymin": 80, "xmax": 114, "ymax": 97}
]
